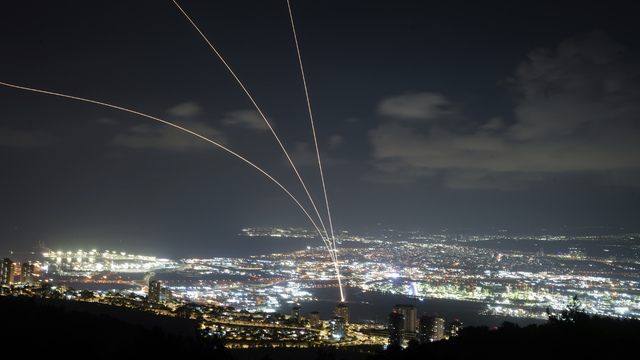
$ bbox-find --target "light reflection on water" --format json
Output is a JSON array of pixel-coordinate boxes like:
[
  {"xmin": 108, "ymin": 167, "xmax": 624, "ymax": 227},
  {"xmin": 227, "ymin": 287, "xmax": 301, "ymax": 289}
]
[
  {"xmin": 295, "ymin": 286, "xmax": 547, "ymax": 328},
  {"xmin": 62, "ymin": 278, "xmax": 547, "ymax": 328},
  {"xmin": 58, "ymin": 235, "xmax": 573, "ymax": 328}
]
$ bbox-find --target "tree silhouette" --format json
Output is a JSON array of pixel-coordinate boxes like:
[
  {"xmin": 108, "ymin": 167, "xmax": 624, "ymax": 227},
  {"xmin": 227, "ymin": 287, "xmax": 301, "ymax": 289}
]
[{"xmin": 547, "ymin": 295, "xmax": 589, "ymax": 325}]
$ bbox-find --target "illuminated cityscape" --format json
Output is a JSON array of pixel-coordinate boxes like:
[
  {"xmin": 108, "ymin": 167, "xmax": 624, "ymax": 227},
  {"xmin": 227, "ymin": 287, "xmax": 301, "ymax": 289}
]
[
  {"xmin": 2, "ymin": 0, "xmax": 640, "ymax": 358},
  {"xmin": 3, "ymin": 228, "xmax": 640, "ymax": 348}
]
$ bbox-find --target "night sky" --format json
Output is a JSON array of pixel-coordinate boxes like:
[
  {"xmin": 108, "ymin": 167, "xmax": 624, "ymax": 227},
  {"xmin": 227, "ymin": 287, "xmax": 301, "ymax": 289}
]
[{"xmin": 2, "ymin": 1, "xmax": 639, "ymax": 258}]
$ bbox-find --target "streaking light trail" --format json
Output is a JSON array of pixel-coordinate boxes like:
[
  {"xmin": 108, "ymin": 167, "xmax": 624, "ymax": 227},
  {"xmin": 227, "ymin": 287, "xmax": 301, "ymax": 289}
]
[
  {"xmin": 171, "ymin": 0, "xmax": 331, "ymax": 242},
  {"xmin": 173, "ymin": 0, "xmax": 344, "ymax": 301},
  {"xmin": 1, "ymin": 0, "xmax": 346, "ymax": 303},
  {"xmin": 286, "ymin": 0, "xmax": 343, "ymax": 301},
  {"xmin": 0, "ymin": 81, "xmax": 335, "ymax": 262}
]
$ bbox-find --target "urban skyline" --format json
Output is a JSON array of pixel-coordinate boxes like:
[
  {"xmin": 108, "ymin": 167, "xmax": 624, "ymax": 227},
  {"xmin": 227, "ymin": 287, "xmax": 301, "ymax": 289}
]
[{"xmin": 4, "ymin": 227, "xmax": 639, "ymax": 325}]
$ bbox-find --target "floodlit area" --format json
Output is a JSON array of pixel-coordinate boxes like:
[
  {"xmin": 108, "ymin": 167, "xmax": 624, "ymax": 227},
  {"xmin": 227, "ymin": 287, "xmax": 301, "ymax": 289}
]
[{"xmin": 4, "ymin": 230, "xmax": 640, "ymax": 345}]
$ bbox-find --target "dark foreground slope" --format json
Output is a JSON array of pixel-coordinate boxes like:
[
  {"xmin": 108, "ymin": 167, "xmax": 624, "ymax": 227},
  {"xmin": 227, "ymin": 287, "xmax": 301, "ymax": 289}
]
[
  {"xmin": 0, "ymin": 295, "xmax": 362, "ymax": 360},
  {"xmin": 367, "ymin": 316, "xmax": 640, "ymax": 360},
  {"xmin": 0, "ymin": 295, "xmax": 229, "ymax": 358},
  {"xmin": 3, "ymin": 295, "xmax": 639, "ymax": 360}
]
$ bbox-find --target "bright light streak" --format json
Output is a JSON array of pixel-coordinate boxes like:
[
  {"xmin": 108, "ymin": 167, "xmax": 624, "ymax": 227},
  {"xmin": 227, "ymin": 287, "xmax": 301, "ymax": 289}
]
[
  {"xmin": 286, "ymin": 0, "xmax": 343, "ymax": 302},
  {"xmin": 174, "ymin": 0, "xmax": 344, "ymax": 301},
  {"xmin": 171, "ymin": 1, "xmax": 333, "ymax": 249},
  {"xmin": 5, "ymin": 1, "xmax": 347, "ymax": 303},
  {"xmin": 0, "ymin": 81, "xmax": 328, "ymax": 248}
]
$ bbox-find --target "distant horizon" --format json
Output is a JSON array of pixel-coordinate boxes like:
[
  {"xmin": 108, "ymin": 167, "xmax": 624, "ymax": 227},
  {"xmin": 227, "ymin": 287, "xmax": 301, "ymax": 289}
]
[
  {"xmin": 5, "ymin": 230, "xmax": 639, "ymax": 330},
  {"xmin": 4, "ymin": 224, "xmax": 638, "ymax": 261}
]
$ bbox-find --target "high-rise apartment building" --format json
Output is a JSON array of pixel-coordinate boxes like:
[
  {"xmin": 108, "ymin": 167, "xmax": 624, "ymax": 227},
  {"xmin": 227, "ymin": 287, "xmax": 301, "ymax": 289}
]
[
  {"xmin": 393, "ymin": 304, "xmax": 417, "ymax": 337},
  {"xmin": 149, "ymin": 280, "xmax": 161, "ymax": 302},
  {"xmin": 291, "ymin": 306, "xmax": 301, "ymax": 322},
  {"xmin": 449, "ymin": 320, "xmax": 464, "ymax": 337},
  {"xmin": 419, "ymin": 315, "xmax": 446, "ymax": 343},
  {"xmin": 1, "ymin": 258, "xmax": 15, "ymax": 285},
  {"xmin": 148, "ymin": 280, "xmax": 172, "ymax": 303},
  {"xmin": 310, "ymin": 311, "xmax": 321, "ymax": 328},
  {"xmin": 20, "ymin": 262, "xmax": 35, "ymax": 286},
  {"xmin": 330, "ymin": 316, "xmax": 346, "ymax": 339},
  {"xmin": 388, "ymin": 311, "xmax": 405, "ymax": 346},
  {"xmin": 334, "ymin": 302, "xmax": 349, "ymax": 323}
]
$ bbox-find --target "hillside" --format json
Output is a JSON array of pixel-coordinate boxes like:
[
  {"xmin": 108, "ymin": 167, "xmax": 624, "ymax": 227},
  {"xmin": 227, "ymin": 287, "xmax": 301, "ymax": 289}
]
[{"xmin": 3, "ymin": 295, "xmax": 639, "ymax": 360}]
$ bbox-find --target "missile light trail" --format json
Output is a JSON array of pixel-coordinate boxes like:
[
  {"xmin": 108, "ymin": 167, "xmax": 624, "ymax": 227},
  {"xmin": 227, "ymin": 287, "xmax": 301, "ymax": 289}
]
[
  {"xmin": 2, "ymin": 2, "xmax": 640, "ymax": 311},
  {"xmin": 173, "ymin": 0, "xmax": 344, "ymax": 301},
  {"xmin": 1, "ymin": 0, "xmax": 346, "ymax": 303},
  {"xmin": 286, "ymin": 0, "xmax": 343, "ymax": 301},
  {"xmin": 172, "ymin": 0, "xmax": 332, "ymax": 242},
  {"xmin": 0, "ymin": 80, "xmax": 334, "ymax": 259}
]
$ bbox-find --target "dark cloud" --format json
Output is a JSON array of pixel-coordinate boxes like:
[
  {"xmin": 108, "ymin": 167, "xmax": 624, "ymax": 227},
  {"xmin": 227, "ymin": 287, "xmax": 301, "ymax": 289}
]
[
  {"xmin": 111, "ymin": 120, "xmax": 227, "ymax": 151},
  {"xmin": 368, "ymin": 31, "xmax": 640, "ymax": 190},
  {"xmin": 221, "ymin": 110, "xmax": 270, "ymax": 131},
  {"xmin": 328, "ymin": 135, "xmax": 345, "ymax": 150},
  {"xmin": 167, "ymin": 102, "xmax": 202, "ymax": 117},
  {"xmin": 0, "ymin": 126, "xmax": 58, "ymax": 148},
  {"xmin": 509, "ymin": 30, "xmax": 640, "ymax": 142},
  {"xmin": 377, "ymin": 92, "xmax": 458, "ymax": 121},
  {"xmin": 285, "ymin": 141, "xmax": 317, "ymax": 167}
]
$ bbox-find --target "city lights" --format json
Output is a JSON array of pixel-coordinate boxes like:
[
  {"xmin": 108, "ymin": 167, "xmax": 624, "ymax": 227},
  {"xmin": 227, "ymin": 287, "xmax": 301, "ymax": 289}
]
[{"xmin": 3, "ymin": 228, "xmax": 640, "ymax": 348}]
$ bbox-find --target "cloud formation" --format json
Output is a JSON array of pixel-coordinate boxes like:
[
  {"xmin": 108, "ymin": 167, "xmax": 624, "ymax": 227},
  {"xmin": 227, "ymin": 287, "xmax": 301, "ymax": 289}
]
[
  {"xmin": 328, "ymin": 135, "xmax": 345, "ymax": 150},
  {"xmin": 167, "ymin": 102, "xmax": 202, "ymax": 117},
  {"xmin": 112, "ymin": 120, "xmax": 227, "ymax": 151},
  {"xmin": 286, "ymin": 142, "xmax": 318, "ymax": 167},
  {"xmin": 377, "ymin": 92, "xmax": 458, "ymax": 121},
  {"xmin": 221, "ymin": 110, "xmax": 270, "ymax": 131},
  {"xmin": 0, "ymin": 126, "xmax": 58, "ymax": 148},
  {"xmin": 368, "ymin": 31, "xmax": 640, "ymax": 190}
]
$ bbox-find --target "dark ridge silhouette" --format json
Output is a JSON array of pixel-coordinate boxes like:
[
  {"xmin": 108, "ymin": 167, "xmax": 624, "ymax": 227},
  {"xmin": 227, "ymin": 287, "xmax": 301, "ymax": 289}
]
[
  {"xmin": 232, "ymin": 347, "xmax": 370, "ymax": 360},
  {"xmin": 0, "ymin": 296, "xmax": 229, "ymax": 358},
  {"xmin": 366, "ymin": 316, "xmax": 640, "ymax": 360},
  {"xmin": 0, "ymin": 295, "xmax": 367, "ymax": 360},
  {"xmin": 4, "ymin": 294, "xmax": 640, "ymax": 360}
]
